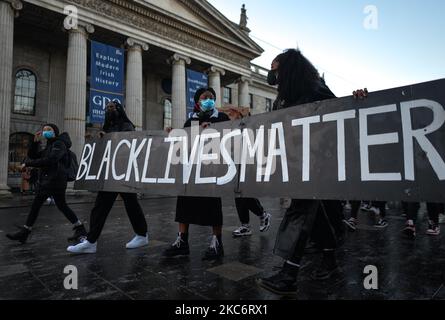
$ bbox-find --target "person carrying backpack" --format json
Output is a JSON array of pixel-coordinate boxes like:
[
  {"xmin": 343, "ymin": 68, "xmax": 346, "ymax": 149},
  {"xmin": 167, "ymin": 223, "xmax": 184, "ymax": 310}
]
[{"xmin": 6, "ymin": 124, "xmax": 87, "ymax": 244}]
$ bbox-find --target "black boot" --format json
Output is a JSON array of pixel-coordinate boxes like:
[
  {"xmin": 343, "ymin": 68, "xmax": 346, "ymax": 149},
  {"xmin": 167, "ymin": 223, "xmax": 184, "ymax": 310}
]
[
  {"xmin": 311, "ymin": 250, "xmax": 338, "ymax": 280},
  {"xmin": 67, "ymin": 224, "xmax": 88, "ymax": 242},
  {"xmin": 6, "ymin": 226, "xmax": 31, "ymax": 244},
  {"xmin": 257, "ymin": 262, "xmax": 299, "ymax": 297},
  {"xmin": 202, "ymin": 235, "xmax": 224, "ymax": 261},
  {"xmin": 163, "ymin": 233, "xmax": 190, "ymax": 257}
]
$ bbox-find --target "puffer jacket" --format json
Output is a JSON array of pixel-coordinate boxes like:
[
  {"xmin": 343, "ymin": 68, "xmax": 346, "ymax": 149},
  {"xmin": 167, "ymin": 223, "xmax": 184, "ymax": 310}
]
[{"xmin": 25, "ymin": 133, "xmax": 72, "ymax": 194}]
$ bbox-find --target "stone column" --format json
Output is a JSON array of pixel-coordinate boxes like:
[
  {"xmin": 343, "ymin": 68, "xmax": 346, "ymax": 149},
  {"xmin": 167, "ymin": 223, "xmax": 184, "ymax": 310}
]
[
  {"xmin": 168, "ymin": 53, "xmax": 190, "ymax": 129},
  {"xmin": 63, "ymin": 22, "xmax": 94, "ymax": 159},
  {"xmin": 207, "ymin": 66, "xmax": 225, "ymax": 108},
  {"xmin": 0, "ymin": 0, "xmax": 22, "ymax": 198},
  {"xmin": 238, "ymin": 76, "xmax": 251, "ymax": 108},
  {"xmin": 125, "ymin": 38, "xmax": 148, "ymax": 131}
]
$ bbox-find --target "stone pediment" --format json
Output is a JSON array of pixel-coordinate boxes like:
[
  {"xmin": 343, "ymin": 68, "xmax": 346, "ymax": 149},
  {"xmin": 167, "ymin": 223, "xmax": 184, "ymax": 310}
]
[{"xmin": 134, "ymin": 0, "xmax": 264, "ymax": 58}]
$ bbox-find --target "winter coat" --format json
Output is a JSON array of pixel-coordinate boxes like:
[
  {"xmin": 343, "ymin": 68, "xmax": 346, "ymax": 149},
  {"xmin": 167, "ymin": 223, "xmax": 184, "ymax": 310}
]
[{"xmin": 25, "ymin": 133, "xmax": 72, "ymax": 194}]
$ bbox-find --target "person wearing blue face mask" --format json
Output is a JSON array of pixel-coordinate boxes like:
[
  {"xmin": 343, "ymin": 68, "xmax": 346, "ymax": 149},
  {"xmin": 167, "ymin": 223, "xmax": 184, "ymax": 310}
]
[
  {"xmin": 6, "ymin": 124, "xmax": 86, "ymax": 244},
  {"xmin": 163, "ymin": 87, "xmax": 230, "ymax": 260}
]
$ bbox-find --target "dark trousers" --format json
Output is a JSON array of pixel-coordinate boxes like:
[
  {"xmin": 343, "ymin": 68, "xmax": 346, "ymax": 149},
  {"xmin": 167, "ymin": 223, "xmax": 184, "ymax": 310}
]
[
  {"xmin": 404, "ymin": 202, "xmax": 441, "ymax": 225},
  {"xmin": 235, "ymin": 198, "xmax": 264, "ymax": 224},
  {"xmin": 274, "ymin": 199, "xmax": 341, "ymax": 263},
  {"xmin": 87, "ymin": 192, "xmax": 147, "ymax": 243},
  {"xmin": 26, "ymin": 191, "xmax": 78, "ymax": 227}
]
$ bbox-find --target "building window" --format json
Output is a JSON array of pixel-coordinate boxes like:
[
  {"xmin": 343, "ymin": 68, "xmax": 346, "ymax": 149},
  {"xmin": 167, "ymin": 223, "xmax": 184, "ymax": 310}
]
[
  {"xmin": 223, "ymin": 87, "xmax": 232, "ymax": 104},
  {"xmin": 249, "ymin": 94, "xmax": 254, "ymax": 109},
  {"xmin": 266, "ymin": 98, "xmax": 272, "ymax": 112},
  {"xmin": 13, "ymin": 69, "xmax": 37, "ymax": 115},
  {"xmin": 163, "ymin": 98, "xmax": 172, "ymax": 129},
  {"xmin": 8, "ymin": 133, "xmax": 34, "ymax": 174}
]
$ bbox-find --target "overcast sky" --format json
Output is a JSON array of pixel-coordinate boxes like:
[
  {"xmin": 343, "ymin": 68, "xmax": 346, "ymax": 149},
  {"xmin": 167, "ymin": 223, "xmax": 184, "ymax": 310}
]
[{"xmin": 208, "ymin": 0, "xmax": 445, "ymax": 97}]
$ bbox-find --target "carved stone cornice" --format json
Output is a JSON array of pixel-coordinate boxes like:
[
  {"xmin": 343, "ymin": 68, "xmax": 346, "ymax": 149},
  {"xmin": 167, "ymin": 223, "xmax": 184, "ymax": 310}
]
[{"xmin": 65, "ymin": 0, "xmax": 252, "ymax": 68}]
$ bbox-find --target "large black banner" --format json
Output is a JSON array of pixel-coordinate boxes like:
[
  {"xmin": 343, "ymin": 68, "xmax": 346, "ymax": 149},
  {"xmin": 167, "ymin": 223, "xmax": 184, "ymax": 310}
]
[{"xmin": 75, "ymin": 79, "xmax": 445, "ymax": 202}]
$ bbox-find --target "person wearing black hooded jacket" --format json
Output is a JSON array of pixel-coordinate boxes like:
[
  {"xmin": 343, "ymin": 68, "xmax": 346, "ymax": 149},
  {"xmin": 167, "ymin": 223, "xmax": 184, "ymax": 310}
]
[
  {"xmin": 6, "ymin": 124, "xmax": 87, "ymax": 244},
  {"xmin": 67, "ymin": 101, "xmax": 149, "ymax": 254},
  {"xmin": 257, "ymin": 49, "xmax": 345, "ymax": 297}
]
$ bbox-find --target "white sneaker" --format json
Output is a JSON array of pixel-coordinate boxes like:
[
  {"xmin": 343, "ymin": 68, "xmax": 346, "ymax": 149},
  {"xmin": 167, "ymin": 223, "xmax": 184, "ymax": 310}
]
[
  {"xmin": 67, "ymin": 240, "xmax": 97, "ymax": 254},
  {"xmin": 126, "ymin": 234, "xmax": 149, "ymax": 249}
]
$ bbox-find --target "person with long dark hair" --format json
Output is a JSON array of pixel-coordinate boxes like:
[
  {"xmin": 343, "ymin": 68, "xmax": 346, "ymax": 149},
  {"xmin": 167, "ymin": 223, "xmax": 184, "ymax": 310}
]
[
  {"xmin": 257, "ymin": 49, "xmax": 345, "ymax": 297},
  {"xmin": 6, "ymin": 124, "xmax": 87, "ymax": 244},
  {"xmin": 67, "ymin": 101, "xmax": 149, "ymax": 254},
  {"xmin": 163, "ymin": 87, "xmax": 230, "ymax": 260}
]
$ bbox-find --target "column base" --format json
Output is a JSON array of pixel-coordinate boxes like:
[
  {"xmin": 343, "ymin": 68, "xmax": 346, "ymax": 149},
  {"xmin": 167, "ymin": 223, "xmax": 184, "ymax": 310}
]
[{"xmin": 0, "ymin": 185, "xmax": 12, "ymax": 199}]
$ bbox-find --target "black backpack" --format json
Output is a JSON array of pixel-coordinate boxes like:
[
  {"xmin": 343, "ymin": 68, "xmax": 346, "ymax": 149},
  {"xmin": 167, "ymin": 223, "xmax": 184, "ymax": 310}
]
[{"xmin": 65, "ymin": 149, "xmax": 79, "ymax": 182}]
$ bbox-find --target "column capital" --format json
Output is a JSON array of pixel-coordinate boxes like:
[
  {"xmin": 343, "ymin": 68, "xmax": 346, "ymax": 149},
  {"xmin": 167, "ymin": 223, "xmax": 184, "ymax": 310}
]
[
  {"xmin": 126, "ymin": 38, "xmax": 149, "ymax": 51},
  {"xmin": 167, "ymin": 53, "xmax": 191, "ymax": 66},
  {"xmin": 2, "ymin": 0, "xmax": 23, "ymax": 16},
  {"xmin": 236, "ymin": 76, "xmax": 252, "ymax": 84},
  {"xmin": 63, "ymin": 20, "xmax": 95, "ymax": 35},
  {"xmin": 206, "ymin": 66, "xmax": 226, "ymax": 76}
]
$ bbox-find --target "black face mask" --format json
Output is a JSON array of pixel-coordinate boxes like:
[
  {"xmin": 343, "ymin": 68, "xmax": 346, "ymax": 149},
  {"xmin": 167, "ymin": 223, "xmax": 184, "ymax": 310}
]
[
  {"xmin": 106, "ymin": 110, "xmax": 119, "ymax": 121},
  {"xmin": 267, "ymin": 70, "xmax": 278, "ymax": 86}
]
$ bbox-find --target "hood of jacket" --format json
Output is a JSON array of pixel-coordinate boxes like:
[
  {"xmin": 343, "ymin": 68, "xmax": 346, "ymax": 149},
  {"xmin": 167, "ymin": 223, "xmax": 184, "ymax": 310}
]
[{"xmin": 56, "ymin": 132, "xmax": 72, "ymax": 149}]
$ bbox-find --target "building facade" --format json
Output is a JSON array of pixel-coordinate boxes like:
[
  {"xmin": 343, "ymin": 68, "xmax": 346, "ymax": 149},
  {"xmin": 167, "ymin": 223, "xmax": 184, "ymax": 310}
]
[{"xmin": 0, "ymin": 0, "xmax": 276, "ymax": 194}]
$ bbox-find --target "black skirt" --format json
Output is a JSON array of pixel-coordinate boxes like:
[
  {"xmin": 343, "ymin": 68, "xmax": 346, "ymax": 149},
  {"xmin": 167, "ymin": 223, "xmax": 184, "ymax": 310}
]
[{"xmin": 175, "ymin": 196, "xmax": 223, "ymax": 226}]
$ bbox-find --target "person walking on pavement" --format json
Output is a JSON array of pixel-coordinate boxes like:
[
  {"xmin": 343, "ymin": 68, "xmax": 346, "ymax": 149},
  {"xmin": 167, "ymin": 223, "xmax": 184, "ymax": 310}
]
[
  {"xmin": 257, "ymin": 49, "xmax": 345, "ymax": 297},
  {"xmin": 67, "ymin": 101, "xmax": 149, "ymax": 254},
  {"xmin": 6, "ymin": 124, "xmax": 87, "ymax": 244}
]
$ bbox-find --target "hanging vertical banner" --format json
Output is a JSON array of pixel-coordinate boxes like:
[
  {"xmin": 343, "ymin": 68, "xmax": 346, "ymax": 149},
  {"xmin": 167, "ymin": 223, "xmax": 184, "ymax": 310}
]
[
  {"xmin": 89, "ymin": 41, "xmax": 125, "ymax": 124},
  {"xmin": 186, "ymin": 69, "xmax": 208, "ymax": 118}
]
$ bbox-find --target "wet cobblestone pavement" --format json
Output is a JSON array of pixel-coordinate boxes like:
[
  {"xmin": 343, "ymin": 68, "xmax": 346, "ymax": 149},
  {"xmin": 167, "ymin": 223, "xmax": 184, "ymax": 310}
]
[{"xmin": 1, "ymin": 197, "xmax": 444, "ymax": 300}]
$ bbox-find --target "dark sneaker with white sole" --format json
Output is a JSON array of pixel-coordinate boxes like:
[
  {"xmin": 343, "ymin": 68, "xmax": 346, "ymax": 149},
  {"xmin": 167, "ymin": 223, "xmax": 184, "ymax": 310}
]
[
  {"xmin": 259, "ymin": 212, "xmax": 271, "ymax": 232},
  {"xmin": 232, "ymin": 225, "xmax": 252, "ymax": 237},
  {"xmin": 374, "ymin": 219, "xmax": 388, "ymax": 228},
  {"xmin": 426, "ymin": 222, "xmax": 440, "ymax": 236},
  {"xmin": 343, "ymin": 217, "xmax": 357, "ymax": 232}
]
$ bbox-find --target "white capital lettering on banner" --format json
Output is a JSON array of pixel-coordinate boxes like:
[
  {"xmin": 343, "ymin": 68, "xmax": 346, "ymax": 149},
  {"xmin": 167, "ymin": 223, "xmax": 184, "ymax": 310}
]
[
  {"xmin": 217, "ymin": 129, "xmax": 242, "ymax": 185},
  {"xmin": 158, "ymin": 137, "xmax": 181, "ymax": 184},
  {"xmin": 141, "ymin": 138, "xmax": 156, "ymax": 183},
  {"xmin": 323, "ymin": 110, "xmax": 357, "ymax": 181},
  {"xmin": 240, "ymin": 126, "xmax": 265, "ymax": 182},
  {"xmin": 112, "ymin": 139, "xmax": 131, "ymax": 181},
  {"xmin": 401, "ymin": 99, "xmax": 445, "ymax": 180},
  {"xmin": 125, "ymin": 139, "xmax": 147, "ymax": 182},
  {"xmin": 359, "ymin": 104, "xmax": 402, "ymax": 181},
  {"xmin": 264, "ymin": 122, "xmax": 289, "ymax": 182},
  {"xmin": 196, "ymin": 132, "xmax": 221, "ymax": 184},
  {"xmin": 85, "ymin": 143, "xmax": 97, "ymax": 180},
  {"xmin": 182, "ymin": 135, "xmax": 201, "ymax": 184},
  {"xmin": 292, "ymin": 116, "xmax": 321, "ymax": 182},
  {"xmin": 76, "ymin": 144, "xmax": 93, "ymax": 180},
  {"xmin": 96, "ymin": 140, "xmax": 112, "ymax": 180}
]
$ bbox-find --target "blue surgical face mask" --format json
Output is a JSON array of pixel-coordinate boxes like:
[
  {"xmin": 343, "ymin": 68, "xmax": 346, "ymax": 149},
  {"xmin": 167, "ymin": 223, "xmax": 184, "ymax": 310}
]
[
  {"xmin": 200, "ymin": 99, "xmax": 215, "ymax": 112},
  {"xmin": 42, "ymin": 130, "xmax": 55, "ymax": 139}
]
